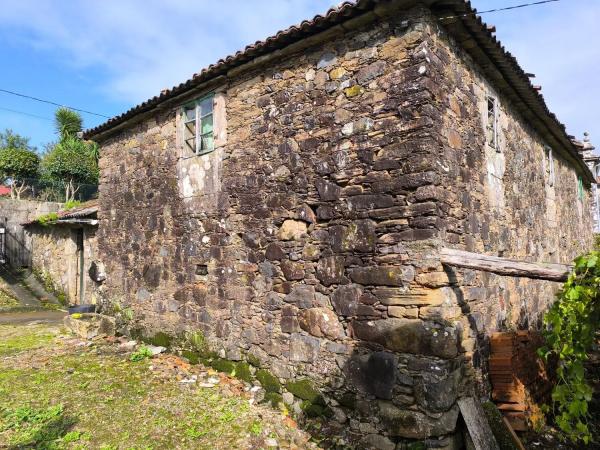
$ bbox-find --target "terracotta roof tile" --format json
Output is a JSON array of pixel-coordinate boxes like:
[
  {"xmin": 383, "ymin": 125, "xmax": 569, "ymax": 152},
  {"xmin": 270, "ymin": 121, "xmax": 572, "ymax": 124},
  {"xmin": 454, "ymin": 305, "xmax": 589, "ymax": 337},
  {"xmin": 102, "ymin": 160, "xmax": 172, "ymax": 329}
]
[{"xmin": 83, "ymin": 0, "xmax": 593, "ymax": 182}]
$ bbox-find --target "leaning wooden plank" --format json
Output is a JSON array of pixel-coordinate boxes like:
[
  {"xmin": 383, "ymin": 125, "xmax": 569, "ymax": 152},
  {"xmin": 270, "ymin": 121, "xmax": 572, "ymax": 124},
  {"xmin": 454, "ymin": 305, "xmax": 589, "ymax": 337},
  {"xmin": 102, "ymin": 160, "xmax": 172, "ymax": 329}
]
[
  {"xmin": 502, "ymin": 417, "xmax": 526, "ymax": 450},
  {"xmin": 440, "ymin": 248, "xmax": 571, "ymax": 282},
  {"xmin": 458, "ymin": 397, "xmax": 501, "ymax": 450}
]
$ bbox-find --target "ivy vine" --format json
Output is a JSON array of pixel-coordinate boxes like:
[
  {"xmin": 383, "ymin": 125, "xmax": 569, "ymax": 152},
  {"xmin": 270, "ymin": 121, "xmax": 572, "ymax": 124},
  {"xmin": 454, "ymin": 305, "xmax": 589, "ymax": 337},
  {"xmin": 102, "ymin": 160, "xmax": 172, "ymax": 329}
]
[{"xmin": 540, "ymin": 251, "xmax": 600, "ymax": 444}]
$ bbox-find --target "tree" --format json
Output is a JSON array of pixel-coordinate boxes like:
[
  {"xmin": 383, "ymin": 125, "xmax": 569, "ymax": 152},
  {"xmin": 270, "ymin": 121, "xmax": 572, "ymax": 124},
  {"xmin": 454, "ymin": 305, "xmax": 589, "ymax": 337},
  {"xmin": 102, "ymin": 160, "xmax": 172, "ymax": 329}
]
[
  {"xmin": 55, "ymin": 107, "xmax": 83, "ymax": 140},
  {"xmin": 0, "ymin": 129, "xmax": 33, "ymax": 151},
  {"xmin": 0, "ymin": 129, "xmax": 39, "ymax": 199},
  {"xmin": 42, "ymin": 136, "xmax": 98, "ymax": 201},
  {"xmin": 42, "ymin": 109, "xmax": 99, "ymax": 202}
]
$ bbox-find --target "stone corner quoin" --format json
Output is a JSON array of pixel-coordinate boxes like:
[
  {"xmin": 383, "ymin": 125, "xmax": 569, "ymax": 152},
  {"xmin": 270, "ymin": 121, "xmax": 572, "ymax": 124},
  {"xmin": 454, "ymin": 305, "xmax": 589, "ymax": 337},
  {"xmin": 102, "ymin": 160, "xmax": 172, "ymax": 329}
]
[{"xmin": 90, "ymin": 3, "xmax": 593, "ymax": 446}]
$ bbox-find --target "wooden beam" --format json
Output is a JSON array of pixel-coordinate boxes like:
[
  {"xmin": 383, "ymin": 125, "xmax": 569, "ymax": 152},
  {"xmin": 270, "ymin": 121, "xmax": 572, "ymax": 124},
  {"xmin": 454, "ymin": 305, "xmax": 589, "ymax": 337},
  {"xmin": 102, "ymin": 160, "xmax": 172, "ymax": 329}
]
[
  {"xmin": 458, "ymin": 397, "xmax": 501, "ymax": 450},
  {"xmin": 440, "ymin": 248, "xmax": 571, "ymax": 282}
]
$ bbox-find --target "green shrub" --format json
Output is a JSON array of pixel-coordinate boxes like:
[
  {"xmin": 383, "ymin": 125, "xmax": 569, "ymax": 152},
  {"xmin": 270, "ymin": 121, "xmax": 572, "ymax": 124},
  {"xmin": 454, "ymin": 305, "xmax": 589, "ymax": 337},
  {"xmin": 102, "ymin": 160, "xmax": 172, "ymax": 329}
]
[
  {"xmin": 539, "ymin": 251, "xmax": 600, "ymax": 444},
  {"xmin": 130, "ymin": 346, "xmax": 153, "ymax": 362},
  {"xmin": 36, "ymin": 212, "xmax": 59, "ymax": 226}
]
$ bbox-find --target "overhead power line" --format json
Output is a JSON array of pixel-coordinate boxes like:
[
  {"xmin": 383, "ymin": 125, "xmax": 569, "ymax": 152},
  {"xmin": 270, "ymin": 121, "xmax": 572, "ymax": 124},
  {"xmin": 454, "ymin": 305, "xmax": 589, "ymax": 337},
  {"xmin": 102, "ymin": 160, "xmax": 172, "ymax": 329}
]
[
  {"xmin": 0, "ymin": 106, "xmax": 53, "ymax": 122},
  {"xmin": 0, "ymin": 88, "xmax": 110, "ymax": 119},
  {"xmin": 440, "ymin": 0, "xmax": 560, "ymax": 20}
]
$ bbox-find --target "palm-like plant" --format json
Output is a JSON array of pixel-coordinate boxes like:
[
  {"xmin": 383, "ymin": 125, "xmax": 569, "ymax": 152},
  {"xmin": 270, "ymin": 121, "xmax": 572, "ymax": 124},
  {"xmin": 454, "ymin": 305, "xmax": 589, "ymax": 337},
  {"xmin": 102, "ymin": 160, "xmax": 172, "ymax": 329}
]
[{"xmin": 55, "ymin": 107, "xmax": 82, "ymax": 141}]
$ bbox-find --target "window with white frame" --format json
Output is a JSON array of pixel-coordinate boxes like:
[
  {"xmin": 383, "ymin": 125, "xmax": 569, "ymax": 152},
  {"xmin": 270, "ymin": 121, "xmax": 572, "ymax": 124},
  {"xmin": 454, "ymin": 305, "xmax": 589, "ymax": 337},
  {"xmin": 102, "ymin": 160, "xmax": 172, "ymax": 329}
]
[
  {"xmin": 486, "ymin": 95, "xmax": 499, "ymax": 152},
  {"xmin": 182, "ymin": 94, "xmax": 214, "ymax": 155},
  {"xmin": 544, "ymin": 146, "xmax": 555, "ymax": 187}
]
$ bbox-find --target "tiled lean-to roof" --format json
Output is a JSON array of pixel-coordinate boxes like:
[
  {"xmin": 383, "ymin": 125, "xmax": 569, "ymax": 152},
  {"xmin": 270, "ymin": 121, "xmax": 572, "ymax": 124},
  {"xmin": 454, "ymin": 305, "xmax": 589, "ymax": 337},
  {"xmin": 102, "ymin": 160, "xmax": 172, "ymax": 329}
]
[{"xmin": 84, "ymin": 0, "xmax": 594, "ymax": 182}]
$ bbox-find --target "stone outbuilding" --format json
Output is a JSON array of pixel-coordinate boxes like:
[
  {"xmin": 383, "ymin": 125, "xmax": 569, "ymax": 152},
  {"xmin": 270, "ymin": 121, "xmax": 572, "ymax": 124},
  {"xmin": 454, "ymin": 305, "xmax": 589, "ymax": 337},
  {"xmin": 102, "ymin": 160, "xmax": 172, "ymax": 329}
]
[
  {"xmin": 24, "ymin": 201, "xmax": 101, "ymax": 305},
  {"xmin": 84, "ymin": 0, "xmax": 594, "ymax": 446}
]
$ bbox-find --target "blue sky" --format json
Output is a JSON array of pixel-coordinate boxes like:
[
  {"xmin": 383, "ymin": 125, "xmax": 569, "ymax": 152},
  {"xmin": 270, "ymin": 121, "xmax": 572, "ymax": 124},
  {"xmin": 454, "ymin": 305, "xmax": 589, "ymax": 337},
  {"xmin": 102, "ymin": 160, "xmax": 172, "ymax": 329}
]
[{"xmin": 0, "ymin": 0, "xmax": 597, "ymax": 151}]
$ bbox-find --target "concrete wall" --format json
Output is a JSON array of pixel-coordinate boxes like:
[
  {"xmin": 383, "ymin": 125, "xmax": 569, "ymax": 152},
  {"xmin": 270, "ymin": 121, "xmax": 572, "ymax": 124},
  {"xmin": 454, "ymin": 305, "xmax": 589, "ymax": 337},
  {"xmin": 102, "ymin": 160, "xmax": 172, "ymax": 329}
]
[
  {"xmin": 28, "ymin": 224, "xmax": 99, "ymax": 305},
  {"xmin": 0, "ymin": 199, "xmax": 62, "ymax": 268},
  {"xmin": 93, "ymin": 5, "xmax": 593, "ymax": 446}
]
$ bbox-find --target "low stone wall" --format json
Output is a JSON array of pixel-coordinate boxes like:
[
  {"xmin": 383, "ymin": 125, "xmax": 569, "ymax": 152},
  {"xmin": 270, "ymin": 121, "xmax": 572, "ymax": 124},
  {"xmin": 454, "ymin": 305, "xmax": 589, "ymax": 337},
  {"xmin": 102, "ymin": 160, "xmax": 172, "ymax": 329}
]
[{"xmin": 0, "ymin": 199, "xmax": 61, "ymax": 268}]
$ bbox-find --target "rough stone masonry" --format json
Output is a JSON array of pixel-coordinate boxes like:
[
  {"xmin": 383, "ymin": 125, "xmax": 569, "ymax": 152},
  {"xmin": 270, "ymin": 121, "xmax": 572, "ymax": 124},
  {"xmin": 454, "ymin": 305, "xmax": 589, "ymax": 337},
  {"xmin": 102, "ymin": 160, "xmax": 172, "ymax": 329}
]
[{"xmin": 86, "ymin": 1, "xmax": 594, "ymax": 447}]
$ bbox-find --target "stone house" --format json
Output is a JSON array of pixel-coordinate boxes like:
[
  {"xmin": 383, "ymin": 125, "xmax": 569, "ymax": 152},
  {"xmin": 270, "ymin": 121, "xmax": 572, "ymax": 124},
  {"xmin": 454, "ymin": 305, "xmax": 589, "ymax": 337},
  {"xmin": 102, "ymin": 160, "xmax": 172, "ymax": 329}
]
[
  {"xmin": 24, "ymin": 201, "xmax": 100, "ymax": 305},
  {"xmin": 84, "ymin": 0, "xmax": 594, "ymax": 446}
]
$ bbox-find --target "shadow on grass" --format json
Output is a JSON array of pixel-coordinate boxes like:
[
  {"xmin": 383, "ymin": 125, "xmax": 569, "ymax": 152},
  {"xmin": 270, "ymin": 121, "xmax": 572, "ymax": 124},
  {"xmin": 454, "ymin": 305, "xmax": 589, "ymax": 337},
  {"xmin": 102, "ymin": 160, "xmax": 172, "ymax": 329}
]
[{"xmin": 3, "ymin": 405, "xmax": 77, "ymax": 450}]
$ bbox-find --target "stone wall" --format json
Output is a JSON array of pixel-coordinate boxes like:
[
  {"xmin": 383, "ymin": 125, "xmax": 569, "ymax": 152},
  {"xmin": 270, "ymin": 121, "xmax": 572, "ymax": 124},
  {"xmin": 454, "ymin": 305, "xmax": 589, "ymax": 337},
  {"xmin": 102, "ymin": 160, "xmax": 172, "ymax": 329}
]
[
  {"xmin": 424, "ymin": 20, "xmax": 594, "ymax": 388},
  {"xmin": 28, "ymin": 224, "xmax": 99, "ymax": 305},
  {"xmin": 94, "ymin": 5, "xmax": 593, "ymax": 446},
  {"xmin": 0, "ymin": 199, "xmax": 61, "ymax": 268}
]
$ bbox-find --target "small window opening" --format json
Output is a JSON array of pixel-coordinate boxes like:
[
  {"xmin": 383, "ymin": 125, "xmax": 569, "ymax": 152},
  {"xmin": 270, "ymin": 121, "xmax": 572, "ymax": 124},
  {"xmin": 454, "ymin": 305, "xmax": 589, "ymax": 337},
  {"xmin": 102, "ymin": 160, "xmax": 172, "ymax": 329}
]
[
  {"xmin": 544, "ymin": 146, "xmax": 555, "ymax": 187},
  {"xmin": 486, "ymin": 96, "xmax": 499, "ymax": 152},
  {"xmin": 578, "ymin": 175, "xmax": 584, "ymax": 201},
  {"xmin": 195, "ymin": 264, "xmax": 208, "ymax": 276},
  {"xmin": 182, "ymin": 94, "xmax": 214, "ymax": 155}
]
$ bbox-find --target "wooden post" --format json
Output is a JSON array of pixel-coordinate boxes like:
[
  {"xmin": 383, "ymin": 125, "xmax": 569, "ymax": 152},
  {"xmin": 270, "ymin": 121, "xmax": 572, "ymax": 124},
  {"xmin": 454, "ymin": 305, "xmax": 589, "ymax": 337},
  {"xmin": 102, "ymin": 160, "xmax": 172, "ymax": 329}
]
[{"xmin": 440, "ymin": 248, "xmax": 571, "ymax": 282}]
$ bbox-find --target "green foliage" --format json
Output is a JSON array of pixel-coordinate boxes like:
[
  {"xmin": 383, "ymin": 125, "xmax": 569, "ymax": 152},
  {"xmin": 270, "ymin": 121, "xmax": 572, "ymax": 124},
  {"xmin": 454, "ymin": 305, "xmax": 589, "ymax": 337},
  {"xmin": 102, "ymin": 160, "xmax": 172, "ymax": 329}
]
[
  {"xmin": 0, "ymin": 147, "xmax": 39, "ymax": 180},
  {"xmin": 0, "ymin": 129, "xmax": 34, "ymax": 151},
  {"xmin": 0, "ymin": 129, "xmax": 39, "ymax": 199},
  {"xmin": 0, "ymin": 404, "xmax": 77, "ymax": 448},
  {"xmin": 36, "ymin": 212, "xmax": 59, "ymax": 226},
  {"xmin": 55, "ymin": 107, "xmax": 83, "ymax": 140},
  {"xmin": 248, "ymin": 420, "xmax": 262, "ymax": 436},
  {"xmin": 42, "ymin": 136, "xmax": 99, "ymax": 185},
  {"xmin": 130, "ymin": 346, "xmax": 153, "ymax": 362},
  {"xmin": 540, "ymin": 251, "xmax": 600, "ymax": 444},
  {"xmin": 186, "ymin": 331, "xmax": 207, "ymax": 354},
  {"xmin": 63, "ymin": 200, "xmax": 81, "ymax": 211},
  {"xmin": 40, "ymin": 109, "xmax": 98, "ymax": 202}
]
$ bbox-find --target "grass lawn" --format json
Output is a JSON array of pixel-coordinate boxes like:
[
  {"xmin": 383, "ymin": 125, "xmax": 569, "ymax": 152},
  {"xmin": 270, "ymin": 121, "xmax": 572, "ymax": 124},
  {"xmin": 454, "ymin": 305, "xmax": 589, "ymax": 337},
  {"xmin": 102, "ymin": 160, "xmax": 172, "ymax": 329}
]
[{"xmin": 0, "ymin": 323, "xmax": 314, "ymax": 449}]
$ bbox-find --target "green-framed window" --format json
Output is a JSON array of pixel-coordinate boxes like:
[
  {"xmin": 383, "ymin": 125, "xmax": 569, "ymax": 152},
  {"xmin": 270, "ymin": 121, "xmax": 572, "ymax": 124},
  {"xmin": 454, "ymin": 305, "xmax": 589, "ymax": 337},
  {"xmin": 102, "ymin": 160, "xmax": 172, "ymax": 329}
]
[
  {"xmin": 182, "ymin": 94, "xmax": 214, "ymax": 155},
  {"xmin": 578, "ymin": 175, "xmax": 584, "ymax": 200}
]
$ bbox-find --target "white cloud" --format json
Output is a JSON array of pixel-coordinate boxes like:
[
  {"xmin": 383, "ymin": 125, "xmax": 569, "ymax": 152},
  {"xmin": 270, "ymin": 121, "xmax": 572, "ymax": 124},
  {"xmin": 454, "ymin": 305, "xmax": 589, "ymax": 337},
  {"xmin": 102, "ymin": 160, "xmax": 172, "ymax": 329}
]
[
  {"xmin": 0, "ymin": 0, "xmax": 335, "ymax": 103},
  {"xmin": 0, "ymin": 0, "xmax": 596, "ymax": 144}
]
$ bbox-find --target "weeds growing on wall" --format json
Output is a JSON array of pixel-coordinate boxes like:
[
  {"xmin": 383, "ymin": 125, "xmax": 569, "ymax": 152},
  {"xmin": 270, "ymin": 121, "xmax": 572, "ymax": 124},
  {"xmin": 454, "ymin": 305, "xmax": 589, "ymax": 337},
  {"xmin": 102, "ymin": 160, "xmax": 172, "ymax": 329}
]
[{"xmin": 540, "ymin": 251, "xmax": 600, "ymax": 444}]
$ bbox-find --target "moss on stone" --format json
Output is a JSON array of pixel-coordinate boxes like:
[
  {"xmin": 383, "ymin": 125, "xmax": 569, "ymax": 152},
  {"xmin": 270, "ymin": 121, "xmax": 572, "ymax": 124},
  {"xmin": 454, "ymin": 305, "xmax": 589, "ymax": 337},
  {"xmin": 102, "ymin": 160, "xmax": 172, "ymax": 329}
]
[
  {"xmin": 263, "ymin": 392, "xmax": 283, "ymax": 408},
  {"xmin": 246, "ymin": 353, "xmax": 261, "ymax": 367},
  {"xmin": 147, "ymin": 332, "xmax": 173, "ymax": 348},
  {"xmin": 338, "ymin": 392, "xmax": 356, "ymax": 409},
  {"xmin": 256, "ymin": 369, "xmax": 281, "ymax": 393},
  {"xmin": 211, "ymin": 358, "xmax": 235, "ymax": 374},
  {"xmin": 482, "ymin": 401, "xmax": 520, "ymax": 450},
  {"xmin": 234, "ymin": 362, "xmax": 253, "ymax": 383},
  {"xmin": 285, "ymin": 379, "xmax": 325, "ymax": 405},
  {"xmin": 300, "ymin": 400, "xmax": 332, "ymax": 418},
  {"xmin": 186, "ymin": 331, "xmax": 207, "ymax": 353},
  {"xmin": 406, "ymin": 442, "xmax": 426, "ymax": 450},
  {"xmin": 181, "ymin": 350, "xmax": 200, "ymax": 365}
]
